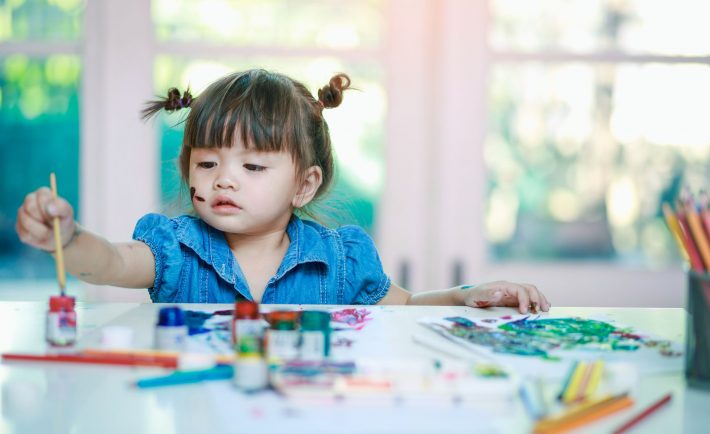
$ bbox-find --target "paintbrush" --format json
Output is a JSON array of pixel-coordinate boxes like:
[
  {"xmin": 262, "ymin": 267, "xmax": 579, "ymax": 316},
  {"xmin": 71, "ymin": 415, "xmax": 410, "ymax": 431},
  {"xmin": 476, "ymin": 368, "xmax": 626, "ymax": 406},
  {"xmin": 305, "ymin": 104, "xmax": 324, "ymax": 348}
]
[{"xmin": 50, "ymin": 173, "xmax": 66, "ymax": 296}]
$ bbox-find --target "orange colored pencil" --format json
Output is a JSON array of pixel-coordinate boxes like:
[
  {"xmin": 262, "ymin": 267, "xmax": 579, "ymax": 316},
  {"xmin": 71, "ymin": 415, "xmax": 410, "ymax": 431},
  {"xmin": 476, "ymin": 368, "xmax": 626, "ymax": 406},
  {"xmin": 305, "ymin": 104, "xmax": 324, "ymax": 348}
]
[{"xmin": 534, "ymin": 394, "xmax": 634, "ymax": 434}]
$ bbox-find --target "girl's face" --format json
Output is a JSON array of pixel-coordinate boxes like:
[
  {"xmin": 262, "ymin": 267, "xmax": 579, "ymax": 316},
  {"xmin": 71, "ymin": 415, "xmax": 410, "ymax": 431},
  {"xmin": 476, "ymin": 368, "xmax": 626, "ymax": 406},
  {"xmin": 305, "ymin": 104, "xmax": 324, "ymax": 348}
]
[{"xmin": 188, "ymin": 144, "xmax": 302, "ymax": 236}]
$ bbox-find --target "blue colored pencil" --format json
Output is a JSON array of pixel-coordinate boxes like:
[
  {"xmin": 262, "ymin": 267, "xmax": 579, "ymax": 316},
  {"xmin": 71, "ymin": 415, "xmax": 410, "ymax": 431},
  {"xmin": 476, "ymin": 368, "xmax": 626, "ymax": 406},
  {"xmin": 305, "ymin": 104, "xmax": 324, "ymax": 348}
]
[
  {"xmin": 520, "ymin": 377, "xmax": 548, "ymax": 420},
  {"xmin": 135, "ymin": 365, "xmax": 234, "ymax": 388}
]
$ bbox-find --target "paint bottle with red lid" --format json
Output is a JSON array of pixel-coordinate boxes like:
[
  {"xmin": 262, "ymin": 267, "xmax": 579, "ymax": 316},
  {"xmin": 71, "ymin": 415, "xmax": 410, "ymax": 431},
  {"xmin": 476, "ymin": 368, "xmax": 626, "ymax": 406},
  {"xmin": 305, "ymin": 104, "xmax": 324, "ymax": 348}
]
[{"xmin": 46, "ymin": 295, "xmax": 77, "ymax": 347}]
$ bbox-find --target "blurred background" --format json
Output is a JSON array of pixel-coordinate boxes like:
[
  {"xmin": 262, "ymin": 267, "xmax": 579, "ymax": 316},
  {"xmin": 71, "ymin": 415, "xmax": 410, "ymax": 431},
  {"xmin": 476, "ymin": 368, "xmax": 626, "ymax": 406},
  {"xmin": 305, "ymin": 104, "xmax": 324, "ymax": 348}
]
[{"xmin": 1, "ymin": 0, "xmax": 708, "ymax": 306}]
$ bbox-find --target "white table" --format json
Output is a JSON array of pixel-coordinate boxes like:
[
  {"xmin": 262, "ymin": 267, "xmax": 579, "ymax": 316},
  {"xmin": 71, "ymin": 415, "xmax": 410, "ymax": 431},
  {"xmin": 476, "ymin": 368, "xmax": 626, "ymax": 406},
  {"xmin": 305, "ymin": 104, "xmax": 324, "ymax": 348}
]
[{"xmin": 0, "ymin": 302, "xmax": 708, "ymax": 434}]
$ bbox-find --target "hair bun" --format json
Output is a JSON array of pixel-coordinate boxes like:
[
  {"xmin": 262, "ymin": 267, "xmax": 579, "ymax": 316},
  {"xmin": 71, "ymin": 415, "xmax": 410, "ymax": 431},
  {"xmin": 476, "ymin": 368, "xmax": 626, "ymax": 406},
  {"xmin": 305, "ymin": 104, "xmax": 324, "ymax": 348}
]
[
  {"xmin": 317, "ymin": 73, "xmax": 351, "ymax": 109},
  {"xmin": 165, "ymin": 87, "xmax": 193, "ymax": 111}
]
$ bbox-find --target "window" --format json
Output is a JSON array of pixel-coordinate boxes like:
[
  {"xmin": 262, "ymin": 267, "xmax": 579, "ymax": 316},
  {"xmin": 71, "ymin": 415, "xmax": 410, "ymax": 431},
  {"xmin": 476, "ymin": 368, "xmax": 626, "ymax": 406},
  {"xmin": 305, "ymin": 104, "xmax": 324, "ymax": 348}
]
[
  {"xmin": 0, "ymin": 0, "xmax": 83, "ymax": 280},
  {"xmin": 486, "ymin": 0, "xmax": 710, "ymax": 266}
]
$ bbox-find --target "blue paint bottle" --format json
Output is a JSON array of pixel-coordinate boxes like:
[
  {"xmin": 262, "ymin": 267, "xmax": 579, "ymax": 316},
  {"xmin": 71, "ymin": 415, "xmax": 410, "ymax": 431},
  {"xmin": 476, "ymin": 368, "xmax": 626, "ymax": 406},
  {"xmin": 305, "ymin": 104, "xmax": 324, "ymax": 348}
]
[{"xmin": 155, "ymin": 307, "xmax": 187, "ymax": 351}]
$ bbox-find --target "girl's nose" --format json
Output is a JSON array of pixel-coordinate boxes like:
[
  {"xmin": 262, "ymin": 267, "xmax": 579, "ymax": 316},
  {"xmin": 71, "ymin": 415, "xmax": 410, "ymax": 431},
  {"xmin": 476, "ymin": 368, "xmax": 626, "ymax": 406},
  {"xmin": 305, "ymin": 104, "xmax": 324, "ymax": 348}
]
[{"xmin": 215, "ymin": 173, "xmax": 238, "ymax": 190}]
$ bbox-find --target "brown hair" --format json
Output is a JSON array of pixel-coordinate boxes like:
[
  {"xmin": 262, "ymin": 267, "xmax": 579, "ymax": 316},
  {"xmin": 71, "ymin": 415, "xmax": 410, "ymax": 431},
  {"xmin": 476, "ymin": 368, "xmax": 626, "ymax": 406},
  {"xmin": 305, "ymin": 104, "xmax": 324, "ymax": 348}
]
[{"xmin": 142, "ymin": 69, "xmax": 351, "ymax": 210}]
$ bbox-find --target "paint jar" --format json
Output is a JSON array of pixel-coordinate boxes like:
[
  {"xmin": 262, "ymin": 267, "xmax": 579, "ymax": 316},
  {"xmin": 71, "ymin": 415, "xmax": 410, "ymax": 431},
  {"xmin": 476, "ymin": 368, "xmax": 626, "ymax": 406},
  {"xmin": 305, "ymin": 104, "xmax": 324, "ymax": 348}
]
[
  {"xmin": 154, "ymin": 306, "xmax": 187, "ymax": 351},
  {"xmin": 265, "ymin": 311, "xmax": 300, "ymax": 364},
  {"xmin": 234, "ymin": 355, "xmax": 269, "ymax": 391},
  {"xmin": 299, "ymin": 311, "xmax": 331, "ymax": 361},
  {"xmin": 231, "ymin": 301, "xmax": 269, "ymax": 391},
  {"xmin": 46, "ymin": 295, "xmax": 77, "ymax": 347},
  {"xmin": 686, "ymin": 270, "xmax": 710, "ymax": 389},
  {"xmin": 231, "ymin": 301, "xmax": 264, "ymax": 354}
]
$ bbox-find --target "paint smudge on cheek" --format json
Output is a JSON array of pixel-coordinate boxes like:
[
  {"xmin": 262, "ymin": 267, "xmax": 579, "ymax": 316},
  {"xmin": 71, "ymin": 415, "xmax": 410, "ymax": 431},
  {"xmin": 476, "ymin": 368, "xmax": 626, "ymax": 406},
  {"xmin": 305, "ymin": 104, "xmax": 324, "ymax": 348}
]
[{"xmin": 190, "ymin": 187, "xmax": 205, "ymax": 202}]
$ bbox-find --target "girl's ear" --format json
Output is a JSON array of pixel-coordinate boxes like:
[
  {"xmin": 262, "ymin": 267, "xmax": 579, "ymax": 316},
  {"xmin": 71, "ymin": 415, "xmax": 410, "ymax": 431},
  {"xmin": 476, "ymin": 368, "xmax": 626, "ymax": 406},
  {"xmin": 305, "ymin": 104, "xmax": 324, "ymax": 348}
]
[{"xmin": 293, "ymin": 166, "xmax": 323, "ymax": 208}]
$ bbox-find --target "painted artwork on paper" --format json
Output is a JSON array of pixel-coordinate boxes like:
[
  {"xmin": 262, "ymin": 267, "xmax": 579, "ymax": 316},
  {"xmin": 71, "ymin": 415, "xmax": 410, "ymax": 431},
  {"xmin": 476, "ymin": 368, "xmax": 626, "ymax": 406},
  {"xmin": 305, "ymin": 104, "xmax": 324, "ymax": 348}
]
[
  {"xmin": 439, "ymin": 316, "xmax": 681, "ymax": 359},
  {"xmin": 419, "ymin": 315, "xmax": 684, "ymax": 377}
]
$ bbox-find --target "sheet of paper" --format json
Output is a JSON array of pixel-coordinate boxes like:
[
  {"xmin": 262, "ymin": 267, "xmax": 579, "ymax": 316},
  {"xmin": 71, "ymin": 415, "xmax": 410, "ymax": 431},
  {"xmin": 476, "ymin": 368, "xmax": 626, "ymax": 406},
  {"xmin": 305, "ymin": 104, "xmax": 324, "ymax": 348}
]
[{"xmin": 418, "ymin": 314, "xmax": 684, "ymax": 380}]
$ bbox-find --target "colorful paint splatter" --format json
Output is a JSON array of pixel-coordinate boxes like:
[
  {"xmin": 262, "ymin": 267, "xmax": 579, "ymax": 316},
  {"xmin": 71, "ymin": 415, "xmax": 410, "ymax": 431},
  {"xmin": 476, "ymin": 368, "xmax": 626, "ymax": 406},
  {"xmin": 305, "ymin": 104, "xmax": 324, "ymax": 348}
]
[
  {"xmin": 330, "ymin": 308, "xmax": 372, "ymax": 330},
  {"xmin": 442, "ymin": 316, "xmax": 681, "ymax": 360}
]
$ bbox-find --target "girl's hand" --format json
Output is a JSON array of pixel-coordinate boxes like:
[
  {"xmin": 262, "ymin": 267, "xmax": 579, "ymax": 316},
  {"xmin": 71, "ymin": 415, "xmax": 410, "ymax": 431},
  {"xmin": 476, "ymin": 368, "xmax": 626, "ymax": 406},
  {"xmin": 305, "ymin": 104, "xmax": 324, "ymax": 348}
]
[
  {"xmin": 460, "ymin": 281, "xmax": 550, "ymax": 314},
  {"xmin": 16, "ymin": 187, "xmax": 77, "ymax": 252}
]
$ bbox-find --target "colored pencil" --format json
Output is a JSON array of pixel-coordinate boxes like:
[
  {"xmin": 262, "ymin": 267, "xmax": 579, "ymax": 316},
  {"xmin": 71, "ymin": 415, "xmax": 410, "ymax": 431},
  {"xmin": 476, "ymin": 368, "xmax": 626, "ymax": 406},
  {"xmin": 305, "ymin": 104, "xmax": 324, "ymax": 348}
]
[
  {"xmin": 698, "ymin": 191, "xmax": 710, "ymax": 240},
  {"xmin": 1, "ymin": 352, "xmax": 178, "ymax": 368},
  {"xmin": 611, "ymin": 393, "xmax": 672, "ymax": 434},
  {"xmin": 534, "ymin": 393, "xmax": 634, "ymax": 434},
  {"xmin": 520, "ymin": 377, "xmax": 548, "ymax": 420},
  {"xmin": 675, "ymin": 206, "xmax": 705, "ymax": 272},
  {"xmin": 82, "ymin": 348, "xmax": 234, "ymax": 365},
  {"xmin": 562, "ymin": 361, "xmax": 586, "ymax": 404},
  {"xmin": 662, "ymin": 203, "xmax": 689, "ymax": 262},
  {"xmin": 584, "ymin": 360, "xmax": 604, "ymax": 399},
  {"xmin": 135, "ymin": 365, "xmax": 234, "ymax": 388},
  {"xmin": 572, "ymin": 361, "xmax": 595, "ymax": 402},
  {"xmin": 556, "ymin": 361, "xmax": 578, "ymax": 401},
  {"xmin": 685, "ymin": 201, "xmax": 710, "ymax": 270},
  {"xmin": 49, "ymin": 173, "xmax": 66, "ymax": 295}
]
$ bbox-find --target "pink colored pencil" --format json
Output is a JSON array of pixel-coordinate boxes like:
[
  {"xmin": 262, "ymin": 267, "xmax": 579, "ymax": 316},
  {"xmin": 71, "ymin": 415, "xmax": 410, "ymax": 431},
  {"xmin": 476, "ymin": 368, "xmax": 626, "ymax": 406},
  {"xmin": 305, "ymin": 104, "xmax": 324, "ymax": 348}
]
[{"xmin": 612, "ymin": 393, "xmax": 672, "ymax": 434}]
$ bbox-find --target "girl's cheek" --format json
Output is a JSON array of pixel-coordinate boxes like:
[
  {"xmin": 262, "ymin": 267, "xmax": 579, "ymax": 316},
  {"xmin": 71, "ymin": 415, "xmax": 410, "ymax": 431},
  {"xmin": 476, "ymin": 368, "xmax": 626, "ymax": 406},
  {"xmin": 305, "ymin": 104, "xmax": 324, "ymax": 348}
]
[{"xmin": 190, "ymin": 187, "xmax": 206, "ymax": 202}]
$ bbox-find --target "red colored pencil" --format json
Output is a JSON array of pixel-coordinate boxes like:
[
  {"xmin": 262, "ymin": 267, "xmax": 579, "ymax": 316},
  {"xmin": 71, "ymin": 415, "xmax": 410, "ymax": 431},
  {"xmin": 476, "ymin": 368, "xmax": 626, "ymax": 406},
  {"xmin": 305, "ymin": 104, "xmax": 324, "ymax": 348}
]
[
  {"xmin": 1, "ymin": 352, "xmax": 178, "ymax": 368},
  {"xmin": 676, "ymin": 206, "xmax": 705, "ymax": 272},
  {"xmin": 612, "ymin": 393, "xmax": 672, "ymax": 434}
]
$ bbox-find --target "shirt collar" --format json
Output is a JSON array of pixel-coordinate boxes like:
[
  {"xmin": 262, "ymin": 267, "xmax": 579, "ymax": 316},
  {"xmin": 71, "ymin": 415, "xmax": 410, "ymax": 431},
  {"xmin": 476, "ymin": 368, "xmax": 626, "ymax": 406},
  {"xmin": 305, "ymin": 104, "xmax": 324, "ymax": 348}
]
[{"xmin": 174, "ymin": 215, "xmax": 329, "ymax": 285}]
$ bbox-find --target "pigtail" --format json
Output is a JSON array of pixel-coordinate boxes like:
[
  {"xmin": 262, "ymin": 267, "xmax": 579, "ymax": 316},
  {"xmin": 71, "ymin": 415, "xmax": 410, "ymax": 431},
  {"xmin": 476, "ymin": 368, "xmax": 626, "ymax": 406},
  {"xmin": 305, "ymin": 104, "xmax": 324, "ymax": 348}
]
[
  {"xmin": 317, "ymin": 73, "xmax": 351, "ymax": 110},
  {"xmin": 141, "ymin": 87, "xmax": 194, "ymax": 120}
]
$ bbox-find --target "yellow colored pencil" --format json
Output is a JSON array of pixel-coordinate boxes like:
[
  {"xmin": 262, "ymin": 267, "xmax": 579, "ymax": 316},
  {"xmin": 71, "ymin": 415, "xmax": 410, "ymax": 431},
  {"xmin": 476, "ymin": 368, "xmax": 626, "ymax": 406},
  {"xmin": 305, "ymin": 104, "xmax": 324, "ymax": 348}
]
[
  {"xmin": 584, "ymin": 360, "xmax": 604, "ymax": 398},
  {"xmin": 534, "ymin": 394, "xmax": 634, "ymax": 434},
  {"xmin": 662, "ymin": 203, "xmax": 689, "ymax": 262},
  {"xmin": 562, "ymin": 361, "xmax": 587, "ymax": 404},
  {"xmin": 50, "ymin": 173, "xmax": 66, "ymax": 295}
]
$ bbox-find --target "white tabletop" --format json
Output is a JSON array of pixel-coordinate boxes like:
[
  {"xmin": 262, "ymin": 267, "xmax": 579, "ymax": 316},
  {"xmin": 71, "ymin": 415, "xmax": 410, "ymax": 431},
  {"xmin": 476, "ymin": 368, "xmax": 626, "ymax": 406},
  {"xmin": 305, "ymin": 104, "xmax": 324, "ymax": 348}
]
[{"xmin": 0, "ymin": 302, "xmax": 708, "ymax": 434}]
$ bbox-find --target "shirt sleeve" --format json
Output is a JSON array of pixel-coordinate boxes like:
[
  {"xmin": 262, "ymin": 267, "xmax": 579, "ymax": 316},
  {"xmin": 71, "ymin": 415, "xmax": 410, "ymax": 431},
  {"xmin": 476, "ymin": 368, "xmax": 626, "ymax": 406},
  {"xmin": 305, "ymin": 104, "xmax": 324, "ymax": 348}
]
[
  {"xmin": 339, "ymin": 225, "xmax": 391, "ymax": 305},
  {"xmin": 132, "ymin": 213, "xmax": 183, "ymax": 302}
]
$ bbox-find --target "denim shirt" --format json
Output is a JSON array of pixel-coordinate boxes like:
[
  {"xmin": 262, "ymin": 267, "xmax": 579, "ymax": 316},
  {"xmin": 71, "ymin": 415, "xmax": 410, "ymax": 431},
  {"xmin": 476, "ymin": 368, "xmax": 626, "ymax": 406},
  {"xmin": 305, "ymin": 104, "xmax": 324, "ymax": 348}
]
[{"xmin": 132, "ymin": 213, "xmax": 391, "ymax": 304}]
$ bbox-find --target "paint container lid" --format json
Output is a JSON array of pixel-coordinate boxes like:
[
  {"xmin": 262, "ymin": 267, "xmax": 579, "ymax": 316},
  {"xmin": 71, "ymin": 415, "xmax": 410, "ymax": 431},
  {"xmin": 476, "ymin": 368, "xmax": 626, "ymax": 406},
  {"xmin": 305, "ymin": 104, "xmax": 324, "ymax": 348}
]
[
  {"xmin": 157, "ymin": 306, "xmax": 185, "ymax": 327},
  {"xmin": 235, "ymin": 301, "xmax": 260, "ymax": 319},
  {"xmin": 300, "ymin": 311, "xmax": 331, "ymax": 332},
  {"xmin": 267, "ymin": 311, "xmax": 299, "ymax": 330},
  {"xmin": 48, "ymin": 295, "xmax": 75, "ymax": 312}
]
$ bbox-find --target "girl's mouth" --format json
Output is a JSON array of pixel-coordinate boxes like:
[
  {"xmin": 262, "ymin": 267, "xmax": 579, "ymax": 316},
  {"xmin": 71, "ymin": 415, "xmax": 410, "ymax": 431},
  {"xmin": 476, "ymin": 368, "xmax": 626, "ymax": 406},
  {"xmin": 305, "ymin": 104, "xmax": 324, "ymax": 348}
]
[{"xmin": 211, "ymin": 196, "xmax": 241, "ymax": 213}]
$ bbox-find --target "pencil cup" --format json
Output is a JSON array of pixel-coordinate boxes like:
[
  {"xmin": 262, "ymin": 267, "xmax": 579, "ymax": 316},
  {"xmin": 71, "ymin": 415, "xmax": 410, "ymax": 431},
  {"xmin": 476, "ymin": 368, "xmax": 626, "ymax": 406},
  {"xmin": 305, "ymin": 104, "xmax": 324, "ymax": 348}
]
[{"xmin": 686, "ymin": 271, "xmax": 710, "ymax": 390}]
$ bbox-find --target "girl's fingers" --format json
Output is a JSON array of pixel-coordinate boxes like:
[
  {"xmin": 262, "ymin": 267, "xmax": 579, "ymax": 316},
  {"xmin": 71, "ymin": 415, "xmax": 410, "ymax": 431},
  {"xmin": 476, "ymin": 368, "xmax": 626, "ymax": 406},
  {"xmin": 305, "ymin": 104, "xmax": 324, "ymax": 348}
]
[
  {"xmin": 16, "ymin": 208, "xmax": 52, "ymax": 249},
  {"xmin": 22, "ymin": 192, "xmax": 45, "ymax": 222},
  {"xmin": 509, "ymin": 284, "xmax": 530, "ymax": 314},
  {"xmin": 521, "ymin": 283, "xmax": 543, "ymax": 313}
]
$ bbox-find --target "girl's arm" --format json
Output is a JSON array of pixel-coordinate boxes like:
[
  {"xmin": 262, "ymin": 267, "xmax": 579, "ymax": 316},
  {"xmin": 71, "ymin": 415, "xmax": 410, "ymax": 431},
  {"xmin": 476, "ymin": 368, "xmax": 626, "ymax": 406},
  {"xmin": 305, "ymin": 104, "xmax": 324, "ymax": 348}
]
[
  {"xmin": 62, "ymin": 227, "xmax": 155, "ymax": 288},
  {"xmin": 16, "ymin": 187, "xmax": 155, "ymax": 288},
  {"xmin": 377, "ymin": 281, "xmax": 550, "ymax": 313}
]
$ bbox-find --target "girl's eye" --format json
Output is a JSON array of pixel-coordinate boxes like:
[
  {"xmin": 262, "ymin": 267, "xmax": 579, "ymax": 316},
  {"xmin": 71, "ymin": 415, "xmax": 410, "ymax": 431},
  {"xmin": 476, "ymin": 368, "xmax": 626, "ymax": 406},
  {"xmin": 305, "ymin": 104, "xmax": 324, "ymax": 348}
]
[
  {"xmin": 244, "ymin": 164, "xmax": 266, "ymax": 172},
  {"xmin": 197, "ymin": 162, "xmax": 216, "ymax": 169}
]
